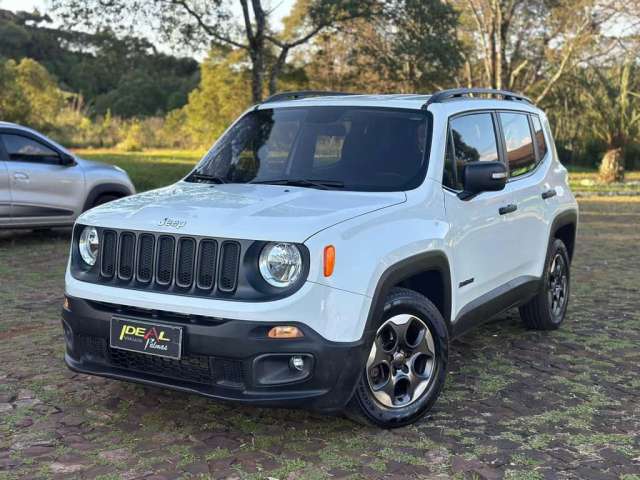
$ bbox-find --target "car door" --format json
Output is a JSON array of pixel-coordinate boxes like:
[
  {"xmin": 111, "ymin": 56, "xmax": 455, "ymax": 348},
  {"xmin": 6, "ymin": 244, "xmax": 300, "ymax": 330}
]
[
  {"xmin": 1, "ymin": 131, "xmax": 84, "ymax": 225},
  {"xmin": 497, "ymin": 111, "xmax": 549, "ymax": 278},
  {"xmin": 442, "ymin": 111, "xmax": 518, "ymax": 318},
  {"xmin": 0, "ymin": 145, "xmax": 10, "ymax": 224}
]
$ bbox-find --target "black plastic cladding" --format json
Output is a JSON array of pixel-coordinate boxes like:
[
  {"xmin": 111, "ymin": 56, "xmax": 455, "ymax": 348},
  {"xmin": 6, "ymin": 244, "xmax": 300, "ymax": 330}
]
[{"xmin": 70, "ymin": 225, "xmax": 310, "ymax": 302}]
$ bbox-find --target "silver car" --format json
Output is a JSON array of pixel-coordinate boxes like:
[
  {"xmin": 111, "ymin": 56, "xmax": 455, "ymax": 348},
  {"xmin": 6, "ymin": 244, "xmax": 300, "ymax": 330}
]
[{"xmin": 0, "ymin": 122, "xmax": 135, "ymax": 229}]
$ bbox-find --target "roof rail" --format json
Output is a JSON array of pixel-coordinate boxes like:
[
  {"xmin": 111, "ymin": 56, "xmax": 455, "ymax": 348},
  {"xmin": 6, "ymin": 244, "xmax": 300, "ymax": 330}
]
[
  {"xmin": 263, "ymin": 90, "xmax": 356, "ymax": 103},
  {"xmin": 422, "ymin": 88, "xmax": 533, "ymax": 109}
]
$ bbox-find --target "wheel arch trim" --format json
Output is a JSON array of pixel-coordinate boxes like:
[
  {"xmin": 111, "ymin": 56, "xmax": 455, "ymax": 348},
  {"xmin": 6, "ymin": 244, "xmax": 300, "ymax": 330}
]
[
  {"xmin": 549, "ymin": 208, "xmax": 578, "ymax": 261},
  {"xmin": 363, "ymin": 250, "xmax": 452, "ymax": 341},
  {"xmin": 82, "ymin": 183, "xmax": 132, "ymax": 212}
]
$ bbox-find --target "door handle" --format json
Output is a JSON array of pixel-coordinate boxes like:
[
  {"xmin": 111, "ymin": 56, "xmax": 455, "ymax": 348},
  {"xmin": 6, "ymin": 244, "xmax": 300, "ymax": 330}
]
[
  {"xmin": 541, "ymin": 188, "xmax": 557, "ymax": 200},
  {"xmin": 499, "ymin": 204, "xmax": 518, "ymax": 215},
  {"xmin": 13, "ymin": 172, "xmax": 29, "ymax": 181}
]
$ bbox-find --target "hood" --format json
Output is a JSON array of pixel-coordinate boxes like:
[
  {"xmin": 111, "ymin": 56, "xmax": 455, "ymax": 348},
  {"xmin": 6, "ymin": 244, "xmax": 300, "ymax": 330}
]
[
  {"xmin": 79, "ymin": 182, "xmax": 406, "ymax": 242},
  {"xmin": 75, "ymin": 156, "xmax": 126, "ymax": 172}
]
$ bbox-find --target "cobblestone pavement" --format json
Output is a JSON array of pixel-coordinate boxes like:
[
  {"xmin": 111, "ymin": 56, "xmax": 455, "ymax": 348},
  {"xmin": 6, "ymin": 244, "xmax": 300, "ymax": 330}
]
[{"xmin": 1, "ymin": 199, "xmax": 639, "ymax": 480}]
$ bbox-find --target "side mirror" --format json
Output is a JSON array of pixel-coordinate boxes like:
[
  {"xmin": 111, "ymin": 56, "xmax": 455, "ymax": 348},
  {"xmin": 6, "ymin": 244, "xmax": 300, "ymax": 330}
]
[
  {"xmin": 459, "ymin": 161, "xmax": 507, "ymax": 200},
  {"xmin": 60, "ymin": 153, "xmax": 77, "ymax": 166}
]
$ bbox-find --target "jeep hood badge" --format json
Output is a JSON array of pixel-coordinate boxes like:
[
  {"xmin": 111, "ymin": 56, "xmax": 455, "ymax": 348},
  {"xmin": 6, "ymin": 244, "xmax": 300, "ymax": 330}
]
[{"xmin": 159, "ymin": 217, "xmax": 187, "ymax": 229}]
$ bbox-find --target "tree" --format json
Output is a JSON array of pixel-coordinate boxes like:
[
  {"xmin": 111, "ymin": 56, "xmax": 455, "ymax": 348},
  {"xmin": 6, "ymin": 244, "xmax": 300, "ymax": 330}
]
[
  {"xmin": 0, "ymin": 7, "xmax": 200, "ymax": 118},
  {"xmin": 51, "ymin": 0, "xmax": 376, "ymax": 103},
  {"xmin": 306, "ymin": 0, "xmax": 462, "ymax": 93},
  {"xmin": 182, "ymin": 49, "xmax": 252, "ymax": 146},
  {"xmin": 0, "ymin": 59, "xmax": 30, "ymax": 123},
  {"xmin": 451, "ymin": 0, "xmax": 615, "ymax": 102},
  {"xmin": 579, "ymin": 57, "xmax": 640, "ymax": 183},
  {"xmin": 0, "ymin": 58, "xmax": 65, "ymax": 130}
]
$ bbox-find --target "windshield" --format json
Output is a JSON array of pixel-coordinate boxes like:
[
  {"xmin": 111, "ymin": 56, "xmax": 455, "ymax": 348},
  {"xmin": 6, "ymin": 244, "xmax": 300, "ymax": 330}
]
[{"xmin": 186, "ymin": 106, "xmax": 430, "ymax": 191}]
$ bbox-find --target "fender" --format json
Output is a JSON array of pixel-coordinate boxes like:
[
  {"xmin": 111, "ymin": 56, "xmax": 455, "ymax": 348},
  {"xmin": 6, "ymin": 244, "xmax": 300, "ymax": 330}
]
[
  {"xmin": 82, "ymin": 183, "xmax": 132, "ymax": 212},
  {"xmin": 362, "ymin": 250, "xmax": 452, "ymax": 342},
  {"xmin": 548, "ymin": 208, "xmax": 578, "ymax": 261}
]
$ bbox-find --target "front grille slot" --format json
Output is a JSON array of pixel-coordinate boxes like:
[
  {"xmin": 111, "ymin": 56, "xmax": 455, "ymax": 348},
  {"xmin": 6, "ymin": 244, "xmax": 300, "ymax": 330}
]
[
  {"xmin": 136, "ymin": 234, "xmax": 155, "ymax": 283},
  {"xmin": 196, "ymin": 239, "xmax": 217, "ymax": 290},
  {"xmin": 101, "ymin": 230, "xmax": 117, "ymax": 278},
  {"xmin": 176, "ymin": 238, "xmax": 196, "ymax": 288},
  {"xmin": 156, "ymin": 236, "xmax": 175, "ymax": 286},
  {"xmin": 118, "ymin": 232, "xmax": 136, "ymax": 280},
  {"xmin": 218, "ymin": 241, "xmax": 240, "ymax": 293}
]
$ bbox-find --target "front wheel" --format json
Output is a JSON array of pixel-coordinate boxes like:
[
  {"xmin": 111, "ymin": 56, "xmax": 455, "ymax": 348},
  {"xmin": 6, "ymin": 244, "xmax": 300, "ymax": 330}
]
[{"xmin": 346, "ymin": 288, "xmax": 449, "ymax": 428}]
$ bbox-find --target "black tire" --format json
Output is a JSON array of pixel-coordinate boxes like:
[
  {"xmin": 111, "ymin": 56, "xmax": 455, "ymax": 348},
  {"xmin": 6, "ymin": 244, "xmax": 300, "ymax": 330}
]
[
  {"xmin": 519, "ymin": 238, "xmax": 571, "ymax": 330},
  {"xmin": 91, "ymin": 194, "xmax": 120, "ymax": 208},
  {"xmin": 345, "ymin": 287, "xmax": 449, "ymax": 428}
]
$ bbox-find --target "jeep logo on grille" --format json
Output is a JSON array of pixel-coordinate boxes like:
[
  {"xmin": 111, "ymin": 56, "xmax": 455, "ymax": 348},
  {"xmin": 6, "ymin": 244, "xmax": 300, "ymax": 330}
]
[{"xmin": 159, "ymin": 217, "xmax": 187, "ymax": 229}]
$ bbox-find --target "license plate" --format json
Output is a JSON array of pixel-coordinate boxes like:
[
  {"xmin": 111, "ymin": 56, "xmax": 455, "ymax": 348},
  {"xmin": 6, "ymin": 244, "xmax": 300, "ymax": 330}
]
[{"xmin": 110, "ymin": 316, "xmax": 183, "ymax": 360}]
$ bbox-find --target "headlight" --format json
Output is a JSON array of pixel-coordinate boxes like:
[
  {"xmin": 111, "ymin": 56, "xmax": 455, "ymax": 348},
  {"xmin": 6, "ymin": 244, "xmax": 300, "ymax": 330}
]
[
  {"xmin": 78, "ymin": 226, "xmax": 99, "ymax": 266},
  {"xmin": 259, "ymin": 242, "xmax": 303, "ymax": 288}
]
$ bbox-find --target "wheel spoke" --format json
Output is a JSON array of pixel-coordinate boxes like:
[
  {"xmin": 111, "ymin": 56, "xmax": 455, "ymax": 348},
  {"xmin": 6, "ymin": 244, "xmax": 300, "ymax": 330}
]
[{"xmin": 372, "ymin": 337, "xmax": 392, "ymax": 365}]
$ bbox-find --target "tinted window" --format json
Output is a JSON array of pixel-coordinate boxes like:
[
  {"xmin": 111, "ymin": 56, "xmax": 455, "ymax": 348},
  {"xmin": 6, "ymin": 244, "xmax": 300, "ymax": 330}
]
[
  {"xmin": 531, "ymin": 115, "xmax": 548, "ymax": 159},
  {"xmin": 187, "ymin": 107, "xmax": 430, "ymax": 192},
  {"xmin": 449, "ymin": 113, "xmax": 499, "ymax": 190},
  {"xmin": 499, "ymin": 113, "xmax": 536, "ymax": 177},
  {"xmin": 2, "ymin": 134, "xmax": 60, "ymax": 164}
]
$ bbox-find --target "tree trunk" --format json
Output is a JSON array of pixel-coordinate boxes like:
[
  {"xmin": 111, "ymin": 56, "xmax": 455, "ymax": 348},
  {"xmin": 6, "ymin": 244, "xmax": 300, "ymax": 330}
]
[
  {"xmin": 598, "ymin": 148, "xmax": 624, "ymax": 184},
  {"xmin": 250, "ymin": 51, "xmax": 264, "ymax": 103},
  {"xmin": 269, "ymin": 46, "xmax": 289, "ymax": 96}
]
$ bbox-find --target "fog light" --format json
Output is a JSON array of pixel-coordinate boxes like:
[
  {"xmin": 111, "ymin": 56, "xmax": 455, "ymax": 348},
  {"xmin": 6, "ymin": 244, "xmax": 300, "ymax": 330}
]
[
  {"xmin": 290, "ymin": 355, "xmax": 305, "ymax": 371},
  {"xmin": 268, "ymin": 326, "xmax": 303, "ymax": 339}
]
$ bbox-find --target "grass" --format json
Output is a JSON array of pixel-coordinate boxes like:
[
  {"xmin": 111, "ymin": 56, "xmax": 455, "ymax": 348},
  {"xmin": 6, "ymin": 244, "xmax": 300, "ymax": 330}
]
[
  {"xmin": 74, "ymin": 148, "xmax": 203, "ymax": 193},
  {"xmin": 1, "ymin": 198, "xmax": 640, "ymax": 478},
  {"xmin": 74, "ymin": 148, "xmax": 640, "ymax": 194}
]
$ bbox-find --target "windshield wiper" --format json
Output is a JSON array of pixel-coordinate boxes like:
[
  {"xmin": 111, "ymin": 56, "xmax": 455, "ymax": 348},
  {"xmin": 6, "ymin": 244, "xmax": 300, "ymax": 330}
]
[
  {"xmin": 250, "ymin": 178, "xmax": 345, "ymax": 190},
  {"xmin": 187, "ymin": 172, "xmax": 227, "ymax": 184}
]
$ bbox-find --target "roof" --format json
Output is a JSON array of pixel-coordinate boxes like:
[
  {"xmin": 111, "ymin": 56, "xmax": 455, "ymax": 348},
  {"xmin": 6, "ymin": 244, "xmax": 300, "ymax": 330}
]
[
  {"xmin": 257, "ymin": 93, "xmax": 433, "ymax": 111},
  {"xmin": 256, "ymin": 91, "xmax": 541, "ymax": 115}
]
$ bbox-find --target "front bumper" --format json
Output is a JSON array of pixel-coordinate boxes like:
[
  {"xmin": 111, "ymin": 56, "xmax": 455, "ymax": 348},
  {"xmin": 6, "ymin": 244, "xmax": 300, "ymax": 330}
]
[{"xmin": 62, "ymin": 297, "xmax": 369, "ymax": 411}]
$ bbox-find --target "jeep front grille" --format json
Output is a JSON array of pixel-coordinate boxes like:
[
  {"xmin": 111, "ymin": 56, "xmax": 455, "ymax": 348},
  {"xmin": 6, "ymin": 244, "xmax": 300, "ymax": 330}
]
[{"xmin": 99, "ymin": 229, "xmax": 240, "ymax": 295}]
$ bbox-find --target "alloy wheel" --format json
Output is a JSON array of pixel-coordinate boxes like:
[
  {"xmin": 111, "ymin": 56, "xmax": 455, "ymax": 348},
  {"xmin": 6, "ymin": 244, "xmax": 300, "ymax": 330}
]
[
  {"xmin": 366, "ymin": 314, "xmax": 436, "ymax": 408},
  {"xmin": 548, "ymin": 253, "xmax": 568, "ymax": 318}
]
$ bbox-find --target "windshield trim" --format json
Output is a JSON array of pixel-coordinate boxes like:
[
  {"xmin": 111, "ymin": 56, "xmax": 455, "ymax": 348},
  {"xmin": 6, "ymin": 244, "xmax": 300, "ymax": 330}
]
[{"xmin": 185, "ymin": 106, "xmax": 434, "ymax": 193}]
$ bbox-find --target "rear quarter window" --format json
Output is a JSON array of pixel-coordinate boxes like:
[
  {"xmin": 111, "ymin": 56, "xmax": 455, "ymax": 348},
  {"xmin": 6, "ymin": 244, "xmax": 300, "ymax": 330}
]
[
  {"xmin": 531, "ymin": 115, "xmax": 548, "ymax": 160},
  {"xmin": 498, "ymin": 112, "xmax": 536, "ymax": 178}
]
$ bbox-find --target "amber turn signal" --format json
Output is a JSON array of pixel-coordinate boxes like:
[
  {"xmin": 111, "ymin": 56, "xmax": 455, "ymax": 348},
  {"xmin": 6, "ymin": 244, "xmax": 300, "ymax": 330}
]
[
  {"xmin": 268, "ymin": 326, "xmax": 304, "ymax": 339},
  {"xmin": 63, "ymin": 296, "xmax": 70, "ymax": 310},
  {"xmin": 324, "ymin": 245, "xmax": 335, "ymax": 277}
]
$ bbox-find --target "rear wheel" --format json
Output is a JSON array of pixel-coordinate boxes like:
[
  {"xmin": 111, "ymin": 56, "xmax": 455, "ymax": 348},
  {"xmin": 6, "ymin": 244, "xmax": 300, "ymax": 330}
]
[
  {"xmin": 519, "ymin": 238, "xmax": 571, "ymax": 330},
  {"xmin": 346, "ymin": 288, "xmax": 448, "ymax": 428}
]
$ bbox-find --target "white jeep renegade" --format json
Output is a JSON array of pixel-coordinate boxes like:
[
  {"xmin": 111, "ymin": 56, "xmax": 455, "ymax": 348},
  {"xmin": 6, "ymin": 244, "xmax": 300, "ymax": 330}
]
[{"xmin": 63, "ymin": 89, "xmax": 578, "ymax": 428}]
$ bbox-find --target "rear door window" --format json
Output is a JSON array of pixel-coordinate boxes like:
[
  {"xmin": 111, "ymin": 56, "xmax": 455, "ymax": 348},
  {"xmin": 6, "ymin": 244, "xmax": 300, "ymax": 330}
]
[{"xmin": 499, "ymin": 113, "xmax": 536, "ymax": 178}]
